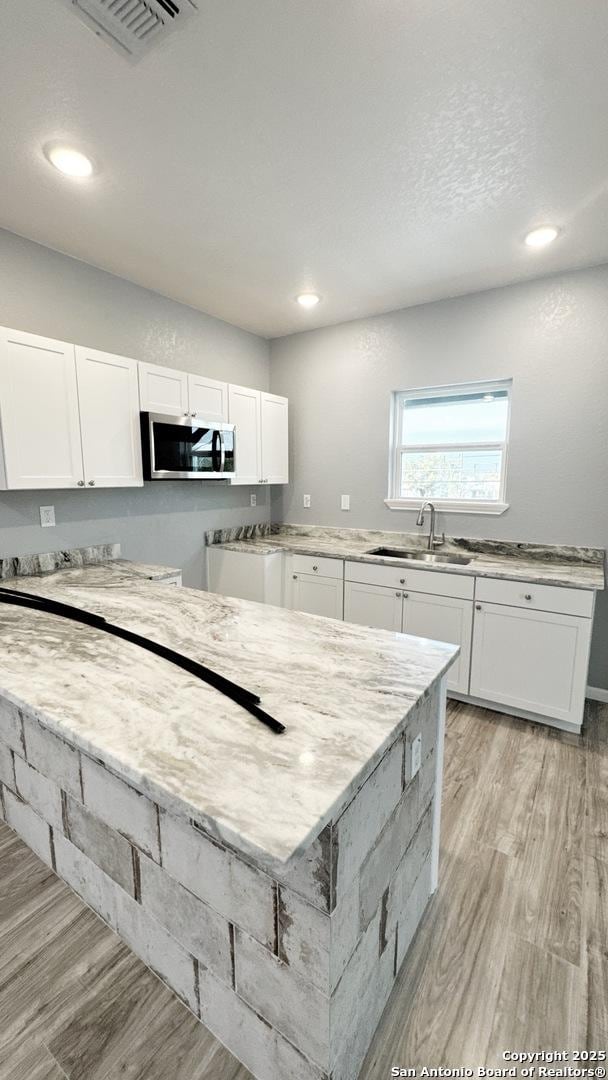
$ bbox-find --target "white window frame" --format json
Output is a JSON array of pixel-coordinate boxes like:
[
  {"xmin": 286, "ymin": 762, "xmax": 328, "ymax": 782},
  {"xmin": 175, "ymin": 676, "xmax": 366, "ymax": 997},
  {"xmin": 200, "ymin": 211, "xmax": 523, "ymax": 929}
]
[{"xmin": 385, "ymin": 378, "xmax": 512, "ymax": 515}]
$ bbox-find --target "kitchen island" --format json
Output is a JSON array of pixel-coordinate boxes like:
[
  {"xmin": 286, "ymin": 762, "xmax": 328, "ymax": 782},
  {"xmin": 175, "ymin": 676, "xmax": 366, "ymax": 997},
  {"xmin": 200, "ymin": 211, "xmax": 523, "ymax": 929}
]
[{"xmin": 0, "ymin": 547, "xmax": 457, "ymax": 1080}]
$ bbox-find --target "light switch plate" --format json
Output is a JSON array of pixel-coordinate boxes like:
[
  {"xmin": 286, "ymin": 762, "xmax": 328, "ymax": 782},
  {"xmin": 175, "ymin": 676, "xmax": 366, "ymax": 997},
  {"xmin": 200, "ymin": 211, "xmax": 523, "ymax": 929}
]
[
  {"xmin": 250, "ymin": 493, "xmax": 257, "ymax": 507},
  {"xmin": 411, "ymin": 734, "xmax": 422, "ymax": 779},
  {"xmin": 40, "ymin": 505, "xmax": 56, "ymax": 528},
  {"xmin": 341, "ymin": 494, "xmax": 350, "ymax": 511},
  {"xmin": 303, "ymin": 494, "xmax": 311, "ymax": 508}
]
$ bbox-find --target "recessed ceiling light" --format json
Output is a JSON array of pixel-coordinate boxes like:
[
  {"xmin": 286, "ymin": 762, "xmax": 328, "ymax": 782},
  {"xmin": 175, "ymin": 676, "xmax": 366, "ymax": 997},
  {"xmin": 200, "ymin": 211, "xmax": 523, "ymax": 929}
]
[
  {"xmin": 296, "ymin": 293, "xmax": 321, "ymax": 309},
  {"xmin": 524, "ymin": 225, "xmax": 559, "ymax": 249},
  {"xmin": 45, "ymin": 144, "xmax": 95, "ymax": 179}
]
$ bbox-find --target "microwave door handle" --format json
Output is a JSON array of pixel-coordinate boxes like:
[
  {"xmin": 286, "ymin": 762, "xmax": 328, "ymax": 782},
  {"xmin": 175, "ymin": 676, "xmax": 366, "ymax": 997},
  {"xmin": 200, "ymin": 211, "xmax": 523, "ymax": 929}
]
[
  {"xmin": 211, "ymin": 429, "xmax": 221, "ymax": 473},
  {"xmin": 219, "ymin": 430, "xmax": 226, "ymax": 473}
]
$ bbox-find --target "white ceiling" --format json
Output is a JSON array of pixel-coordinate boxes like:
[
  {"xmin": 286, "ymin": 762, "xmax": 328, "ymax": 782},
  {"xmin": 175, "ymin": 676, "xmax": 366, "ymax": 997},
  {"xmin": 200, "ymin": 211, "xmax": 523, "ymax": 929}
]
[{"xmin": 2, "ymin": 0, "xmax": 608, "ymax": 338}]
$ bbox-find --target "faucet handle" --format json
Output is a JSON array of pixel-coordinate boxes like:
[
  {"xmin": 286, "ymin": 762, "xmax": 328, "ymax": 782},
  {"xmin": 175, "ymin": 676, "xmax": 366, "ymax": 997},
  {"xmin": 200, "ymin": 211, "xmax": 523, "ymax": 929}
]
[{"xmin": 432, "ymin": 532, "xmax": 446, "ymax": 548}]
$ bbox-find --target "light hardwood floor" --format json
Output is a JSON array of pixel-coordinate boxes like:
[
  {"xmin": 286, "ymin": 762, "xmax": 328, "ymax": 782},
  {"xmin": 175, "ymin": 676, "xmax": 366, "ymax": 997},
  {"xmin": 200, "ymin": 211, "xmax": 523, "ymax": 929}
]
[{"xmin": 0, "ymin": 700, "xmax": 606, "ymax": 1079}]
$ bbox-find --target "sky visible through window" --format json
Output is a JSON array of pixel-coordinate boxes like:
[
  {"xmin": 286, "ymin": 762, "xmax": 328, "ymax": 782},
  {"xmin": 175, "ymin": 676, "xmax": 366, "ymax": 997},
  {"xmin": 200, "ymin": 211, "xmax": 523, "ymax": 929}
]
[{"xmin": 398, "ymin": 388, "xmax": 509, "ymax": 502}]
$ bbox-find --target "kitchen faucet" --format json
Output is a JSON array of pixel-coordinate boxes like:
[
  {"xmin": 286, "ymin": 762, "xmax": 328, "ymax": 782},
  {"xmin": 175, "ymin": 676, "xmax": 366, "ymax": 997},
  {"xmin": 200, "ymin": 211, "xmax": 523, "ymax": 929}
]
[{"xmin": 416, "ymin": 501, "xmax": 445, "ymax": 550}]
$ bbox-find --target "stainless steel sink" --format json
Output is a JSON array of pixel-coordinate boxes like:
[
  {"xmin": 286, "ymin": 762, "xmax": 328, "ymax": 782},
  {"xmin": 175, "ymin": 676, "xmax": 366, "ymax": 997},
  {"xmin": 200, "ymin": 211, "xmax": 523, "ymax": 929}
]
[{"xmin": 365, "ymin": 547, "xmax": 474, "ymax": 566}]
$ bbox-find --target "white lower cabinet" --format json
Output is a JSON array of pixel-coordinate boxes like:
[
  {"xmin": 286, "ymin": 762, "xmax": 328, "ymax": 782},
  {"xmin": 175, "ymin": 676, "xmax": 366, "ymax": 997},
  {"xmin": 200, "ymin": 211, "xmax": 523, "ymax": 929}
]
[
  {"xmin": 469, "ymin": 601, "xmax": 592, "ymax": 728},
  {"xmin": 289, "ymin": 572, "xmax": 344, "ymax": 619},
  {"xmin": 344, "ymin": 579, "xmax": 472, "ymax": 694},
  {"xmin": 403, "ymin": 591, "xmax": 472, "ymax": 695},
  {"xmin": 344, "ymin": 580, "xmax": 403, "ymax": 632}
]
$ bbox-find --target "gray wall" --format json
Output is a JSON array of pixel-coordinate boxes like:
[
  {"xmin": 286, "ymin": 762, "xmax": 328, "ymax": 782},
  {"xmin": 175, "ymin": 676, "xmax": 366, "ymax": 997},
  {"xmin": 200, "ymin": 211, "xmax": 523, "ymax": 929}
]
[
  {"xmin": 0, "ymin": 229, "xmax": 271, "ymax": 587},
  {"xmin": 270, "ymin": 266, "xmax": 608, "ymax": 689}
]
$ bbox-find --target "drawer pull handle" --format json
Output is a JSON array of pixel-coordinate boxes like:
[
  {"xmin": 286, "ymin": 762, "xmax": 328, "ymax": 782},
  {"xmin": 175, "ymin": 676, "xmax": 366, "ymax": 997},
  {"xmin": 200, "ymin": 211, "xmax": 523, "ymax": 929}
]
[
  {"xmin": 399, "ymin": 578, "xmax": 405, "ymax": 584},
  {"xmin": 524, "ymin": 593, "xmax": 533, "ymax": 601},
  {"xmin": 476, "ymin": 603, "xmax": 482, "ymax": 610},
  {"xmin": 312, "ymin": 565, "xmax": 318, "ymax": 571},
  {"xmin": 293, "ymin": 574, "xmax": 298, "ymax": 580}
]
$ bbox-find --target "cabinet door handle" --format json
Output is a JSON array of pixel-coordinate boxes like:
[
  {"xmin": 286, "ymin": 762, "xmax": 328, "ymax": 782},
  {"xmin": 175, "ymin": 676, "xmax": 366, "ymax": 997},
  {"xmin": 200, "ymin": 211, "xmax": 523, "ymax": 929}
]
[
  {"xmin": 77, "ymin": 480, "xmax": 85, "ymax": 487},
  {"xmin": 403, "ymin": 592, "xmax": 409, "ymax": 598},
  {"xmin": 395, "ymin": 591, "xmax": 401, "ymax": 598},
  {"xmin": 524, "ymin": 593, "xmax": 533, "ymax": 601},
  {"xmin": 88, "ymin": 480, "xmax": 95, "ymax": 486},
  {"xmin": 475, "ymin": 603, "xmax": 482, "ymax": 610},
  {"xmin": 293, "ymin": 574, "xmax": 298, "ymax": 580}
]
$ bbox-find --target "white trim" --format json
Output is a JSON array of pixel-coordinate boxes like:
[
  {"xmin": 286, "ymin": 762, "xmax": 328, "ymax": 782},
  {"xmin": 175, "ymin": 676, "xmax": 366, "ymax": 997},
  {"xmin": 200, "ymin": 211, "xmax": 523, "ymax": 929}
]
[
  {"xmin": 448, "ymin": 690, "xmax": 582, "ymax": 735},
  {"xmin": 385, "ymin": 498, "xmax": 509, "ymax": 515},
  {"xmin": 587, "ymin": 685, "xmax": 608, "ymax": 703},
  {"xmin": 431, "ymin": 675, "xmax": 447, "ymax": 893}
]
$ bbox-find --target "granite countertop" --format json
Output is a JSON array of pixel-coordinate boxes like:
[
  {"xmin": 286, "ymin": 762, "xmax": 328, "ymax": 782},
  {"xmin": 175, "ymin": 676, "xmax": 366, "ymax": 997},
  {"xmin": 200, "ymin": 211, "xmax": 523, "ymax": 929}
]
[
  {"xmin": 0, "ymin": 543, "xmax": 180, "ymax": 584},
  {"xmin": 0, "ymin": 566, "xmax": 457, "ymax": 871},
  {"xmin": 206, "ymin": 525, "xmax": 606, "ymax": 591}
]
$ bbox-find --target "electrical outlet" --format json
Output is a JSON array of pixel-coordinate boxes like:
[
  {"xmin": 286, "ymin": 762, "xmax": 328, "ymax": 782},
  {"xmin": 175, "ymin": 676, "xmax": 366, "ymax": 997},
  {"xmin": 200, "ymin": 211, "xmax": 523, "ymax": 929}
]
[
  {"xmin": 250, "ymin": 493, "xmax": 257, "ymax": 507},
  {"xmin": 341, "ymin": 494, "xmax": 350, "ymax": 511},
  {"xmin": 411, "ymin": 734, "xmax": 422, "ymax": 779},
  {"xmin": 39, "ymin": 505, "xmax": 55, "ymax": 528},
  {"xmin": 303, "ymin": 494, "xmax": 311, "ymax": 508}
]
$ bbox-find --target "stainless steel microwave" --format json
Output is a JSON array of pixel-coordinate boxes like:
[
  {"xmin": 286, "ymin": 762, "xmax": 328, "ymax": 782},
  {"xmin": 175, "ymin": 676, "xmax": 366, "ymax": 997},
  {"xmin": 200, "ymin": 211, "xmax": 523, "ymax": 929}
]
[{"xmin": 141, "ymin": 412, "xmax": 236, "ymax": 480}]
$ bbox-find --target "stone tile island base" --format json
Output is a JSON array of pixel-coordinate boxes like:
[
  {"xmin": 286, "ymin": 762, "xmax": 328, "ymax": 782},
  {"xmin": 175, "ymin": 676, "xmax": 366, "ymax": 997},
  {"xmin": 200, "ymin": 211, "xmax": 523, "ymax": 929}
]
[{"xmin": 0, "ymin": 680, "xmax": 444, "ymax": 1080}]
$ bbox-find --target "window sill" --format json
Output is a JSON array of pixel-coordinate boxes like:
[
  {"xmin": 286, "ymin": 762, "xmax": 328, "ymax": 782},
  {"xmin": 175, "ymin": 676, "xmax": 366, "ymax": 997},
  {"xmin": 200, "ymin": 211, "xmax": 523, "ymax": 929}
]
[{"xmin": 384, "ymin": 499, "xmax": 510, "ymax": 516}]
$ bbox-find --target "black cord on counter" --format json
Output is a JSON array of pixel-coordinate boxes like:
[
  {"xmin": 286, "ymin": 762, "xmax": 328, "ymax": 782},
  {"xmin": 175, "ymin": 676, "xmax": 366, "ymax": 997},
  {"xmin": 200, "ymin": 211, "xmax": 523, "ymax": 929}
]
[{"xmin": 0, "ymin": 586, "xmax": 285, "ymax": 735}]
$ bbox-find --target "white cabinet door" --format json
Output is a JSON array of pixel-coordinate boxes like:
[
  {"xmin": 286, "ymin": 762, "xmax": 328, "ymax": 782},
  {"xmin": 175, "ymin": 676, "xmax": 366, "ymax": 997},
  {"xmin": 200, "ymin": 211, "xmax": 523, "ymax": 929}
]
[
  {"xmin": 470, "ymin": 602, "xmax": 592, "ymax": 727},
  {"xmin": 228, "ymin": 384, "xmax": 261, "ymax": 485},
  {"xmin": 188, "ymin": 374, "xmax": 228, "ymax": 422},
  {"xmin": 75, "ymin": 347, "xmax": 143, "ymax": 488},
  {"xmin": 289, "ymin": 573, "xmax": 344, "ymax": 620},
  {"xmin": 260, "ymin": 392, "xmax": 288, "ymax": 484},
  {"xmin": 344, "ymin": 580, "xmax": 403, "ymax": 632},
  {"xmin": 403, "ymin": 592, "xmax": 473, "ymax": 694},
  {"xmin": 0, "ymin": 327, "xmax": 84, "ymax": 489},
  {"xmin": 138, "ymin": 361, "xmax": 189, "ymax": 417}
]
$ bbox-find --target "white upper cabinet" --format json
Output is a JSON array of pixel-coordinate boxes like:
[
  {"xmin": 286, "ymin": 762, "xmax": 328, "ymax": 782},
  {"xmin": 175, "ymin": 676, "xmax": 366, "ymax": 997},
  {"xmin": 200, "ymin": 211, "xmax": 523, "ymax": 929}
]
[
  {"xmin": 138, "ymin": 361, "xmax": 188, "ymax": 416},
  {"xmin": 0, "ymin": 327, "xmax": 84, "ymax": 490},
  {"xmin": 260, "ymin": 392, "xmax": 289, "ymax": 484},
  {"xmin": 228, "ymin": 385, "xmax": 289, "ymax": 485},
  {"xmin": 188, "ymin": 374, "xmax": 228, "ymax": 422},
  {"xmin": 228, "ymin": 384, "xmax": 262, "ymax": 485},
  {"xmin": 75, "ymin": 346, "xmax": 143, "ymax": 488}
]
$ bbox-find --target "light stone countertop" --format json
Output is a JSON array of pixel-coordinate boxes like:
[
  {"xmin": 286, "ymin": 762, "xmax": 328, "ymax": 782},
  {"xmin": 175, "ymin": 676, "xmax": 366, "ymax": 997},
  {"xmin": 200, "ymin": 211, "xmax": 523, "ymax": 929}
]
[
  {"xmin": 0, "ymin": 563, "xmax": 457, "ymax": 871},
  {"xmin": 206, "ymin": 525, "xmax": 605, "ymax": 591}
]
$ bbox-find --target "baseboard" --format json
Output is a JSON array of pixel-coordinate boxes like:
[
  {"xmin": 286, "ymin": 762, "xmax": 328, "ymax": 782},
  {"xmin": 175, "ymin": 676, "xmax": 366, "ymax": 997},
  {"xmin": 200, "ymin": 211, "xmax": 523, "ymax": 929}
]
[{"xmin": 587, "ymin": 685, "xmax": 608, "ymax": 704}]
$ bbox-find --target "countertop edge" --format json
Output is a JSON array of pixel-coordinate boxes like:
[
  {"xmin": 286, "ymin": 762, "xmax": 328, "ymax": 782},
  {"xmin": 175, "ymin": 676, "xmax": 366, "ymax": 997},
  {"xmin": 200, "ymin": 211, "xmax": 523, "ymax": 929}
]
[
  {"xmin": 0, "ymin": 657, "xmax": 456, "ymax": 870},
  {"xmin": 208, "ymin": 539, "xmax": 605, "ymax": 591}
]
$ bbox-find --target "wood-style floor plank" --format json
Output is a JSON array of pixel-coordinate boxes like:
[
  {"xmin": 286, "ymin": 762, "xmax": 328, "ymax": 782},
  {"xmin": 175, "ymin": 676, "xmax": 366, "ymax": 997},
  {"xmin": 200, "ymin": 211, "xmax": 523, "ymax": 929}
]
[
  {"xmin": 0, "ymin": 699, "xmax": 606, "ymax": 1079},
  {"xmin": 487, "ymin": 934, "xmax": 583, "ymax": 1060},
  {"xmin": 511, "ymin": 731, "xmax": 586, "ymax": 967}
]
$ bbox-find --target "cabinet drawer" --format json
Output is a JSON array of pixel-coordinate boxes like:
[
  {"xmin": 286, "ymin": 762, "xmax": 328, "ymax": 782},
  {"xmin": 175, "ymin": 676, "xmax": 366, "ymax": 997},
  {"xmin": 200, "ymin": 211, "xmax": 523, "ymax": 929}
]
[
  {"xmin": 345, "ymin": 560, "xmax": 473, "ymax": 600},
  {"xmin": 475, "ymin": 577, "xmax": 594, "ymax": 618},
  {"xmin": 289, "ymin": 554, "xmax": 344, "ymax": 579}
]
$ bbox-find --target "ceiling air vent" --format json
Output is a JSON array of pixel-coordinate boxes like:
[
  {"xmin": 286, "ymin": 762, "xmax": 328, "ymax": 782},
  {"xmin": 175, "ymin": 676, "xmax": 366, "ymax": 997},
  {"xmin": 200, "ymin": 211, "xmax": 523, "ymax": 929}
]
[{"xmin": 61, "ymin": 0, "xmax": 199, "ymax": 61}]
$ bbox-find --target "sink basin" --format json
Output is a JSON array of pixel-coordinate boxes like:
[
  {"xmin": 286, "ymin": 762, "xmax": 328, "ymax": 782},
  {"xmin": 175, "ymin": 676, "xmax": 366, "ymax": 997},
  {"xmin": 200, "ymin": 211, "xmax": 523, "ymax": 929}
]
[{"xmin": 365, "ymin": 547, "xmax": 474, "ymax": 566}]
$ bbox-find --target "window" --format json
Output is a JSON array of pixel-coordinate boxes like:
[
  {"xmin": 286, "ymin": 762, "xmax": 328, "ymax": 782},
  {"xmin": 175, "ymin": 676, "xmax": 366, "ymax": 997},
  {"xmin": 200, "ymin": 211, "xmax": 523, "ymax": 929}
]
[{"xmin": 387, "ymin": 379, "xmax": 511, "ymax": 513}]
